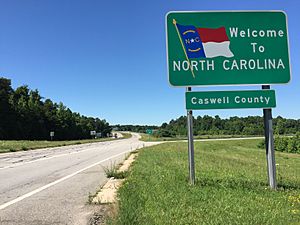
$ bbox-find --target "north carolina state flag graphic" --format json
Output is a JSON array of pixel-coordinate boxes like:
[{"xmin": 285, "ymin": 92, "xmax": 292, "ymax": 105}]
[{"xmin": 176, "ymin": 23, "xmax": 234, "ymax": 58}]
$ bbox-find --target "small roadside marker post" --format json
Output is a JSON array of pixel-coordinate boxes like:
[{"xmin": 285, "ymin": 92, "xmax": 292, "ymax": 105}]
[
  {"xmin": 90, "ymin": 130, "xmax": 96, "ymax": 139},
  {"xmin": 50, "ymin": 131, "xmax": 54, "ymax": 141},
  {"xmin": 187, "ymin": 87, "xmax": 195, "ymax": 185},
  {"xmin": 262, "ymin": 85, "xmax": 277, "ymax": 189}
]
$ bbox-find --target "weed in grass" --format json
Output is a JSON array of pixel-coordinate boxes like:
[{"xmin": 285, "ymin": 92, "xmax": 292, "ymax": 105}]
[
  {"xmin": 130, "ymin": 150, "xmax": 139, "ymax": 155},
  {"xmin": 88, "ymin": 192, "xmax": 96, "ymax": 204},
  {"xmin": 103, "ymin": 163, "xmax": 129, "ymax": 179},
  {"xmin": 103, "ymin": 163, "xmax": 118, "ymax": 178},
  {"xmin": 277, "ymin": 163, "xmax": 283, "ymax": 187},
  {"xmin": 124, "ymin": 153, "xmax": 131, "ymax": 161},
  {"xmin": 87, "ymin": 184, "xmax": 106, "ymax": 205},
  {"xmin": 21, "ymin": 146, "xmax": 28, "ymax": 151},
  {"xmin": 113, "ymin": 171, "xmax": 129, "ymax": 179}
]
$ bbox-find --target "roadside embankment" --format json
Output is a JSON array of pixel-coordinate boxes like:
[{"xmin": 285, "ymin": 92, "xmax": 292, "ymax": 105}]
[{"xmin": 108, "ymin": 139, "xmax": 300, "ymax": 224}]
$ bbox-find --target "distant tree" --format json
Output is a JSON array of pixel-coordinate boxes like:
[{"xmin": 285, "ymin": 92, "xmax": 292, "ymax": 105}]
[
  {"xmin": 158, "ymin": 115, "xmax": 300, "ymax": 137},
  {"xmin": 0, "ymin": 77, "xmax": 112, "ymax": 140},
  {"xmin": 274, "ymin": 116, "xmax": 285, "ymax": 135},
  {"xmin": 0, "ymin": 78, "xmax": 16, "ymax": 139}
]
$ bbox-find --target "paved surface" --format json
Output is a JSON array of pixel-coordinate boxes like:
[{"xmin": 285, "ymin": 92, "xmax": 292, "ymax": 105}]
[{"xmin": 0, "ymin": 133, "xmax": 160, "ymax": 225}]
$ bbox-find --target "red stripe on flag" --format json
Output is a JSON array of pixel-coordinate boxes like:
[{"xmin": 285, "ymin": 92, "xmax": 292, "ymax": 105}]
[{"xmin": 197, "ymin": 27, "xmax": 229, "ymax": 43}]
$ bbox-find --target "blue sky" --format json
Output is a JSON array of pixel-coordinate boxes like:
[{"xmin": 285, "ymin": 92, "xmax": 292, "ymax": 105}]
[{"xmin": 0, "ymin": 0, "xmax": 299, "ymax": 125}]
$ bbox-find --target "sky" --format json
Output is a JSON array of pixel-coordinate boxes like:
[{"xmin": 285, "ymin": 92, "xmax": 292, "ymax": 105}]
[{"xmin": 0, "ymin": 0, "xmax": 299, "ymax": 125}]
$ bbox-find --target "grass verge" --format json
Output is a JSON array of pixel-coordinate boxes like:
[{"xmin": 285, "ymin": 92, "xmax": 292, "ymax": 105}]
[
  {"xmin": 139, "ymin": 133, "xmax": 262, "ymax": 142},
  {"xmin": 110, "ymin": 139, "xmax": 300, "ymax": 224},
  {"xmin": 0, "ymin": 133, "xmax": 132, "ymax": 153},
  {"xmin": 119, "ymin": 132, "xmax": 132, "ymax": 139}
]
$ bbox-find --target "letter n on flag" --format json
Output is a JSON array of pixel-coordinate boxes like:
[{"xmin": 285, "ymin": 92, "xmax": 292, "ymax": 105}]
[{"xmin": 176, "ymin": 23, "xmax": 234, "ymax": 59}]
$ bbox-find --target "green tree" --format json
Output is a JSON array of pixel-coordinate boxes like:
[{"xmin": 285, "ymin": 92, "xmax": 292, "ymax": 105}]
[{"xmin": 0, "ymin": 78, "xmax": 16, "ymax": 139}]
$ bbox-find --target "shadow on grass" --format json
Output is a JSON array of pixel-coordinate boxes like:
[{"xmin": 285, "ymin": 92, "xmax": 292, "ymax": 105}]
[
  {"xmin": 276, "ymin": 182, "xmax": 300, "ymax": 191},
  {"xmin": 194, "ymin": 176, "xmax": 300, "ymax": 192}
]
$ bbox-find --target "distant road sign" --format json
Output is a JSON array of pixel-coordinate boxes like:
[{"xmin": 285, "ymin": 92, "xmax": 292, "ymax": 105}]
[
  {"xmin": 90, "ymin": 131, "xmax": 96, "ymax": 136},
  {"xmin": 186, "ymin": 90, "xmax": 276, "ymax": 110},
  {"xmin": 50, "ymin": 131, "xmax": 54, "ymax": 141},
  {"xmin": 146, "ymin": 129, "xmax": 153, "ymax": 135},
  {"xmin": 166, "ymin": 11, "xmax": 291, "ymax": 86}
]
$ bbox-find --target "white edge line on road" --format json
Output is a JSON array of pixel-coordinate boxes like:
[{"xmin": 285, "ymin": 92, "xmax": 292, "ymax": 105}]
[{"xmin": 0, "ymin": 148, "xmax": 134, "ymax": 210}]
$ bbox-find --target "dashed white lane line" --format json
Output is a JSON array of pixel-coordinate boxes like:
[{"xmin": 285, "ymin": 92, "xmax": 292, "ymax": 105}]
[{"xmin": 0, "ymin": 148, "xmax": 134, "ymax": 210}]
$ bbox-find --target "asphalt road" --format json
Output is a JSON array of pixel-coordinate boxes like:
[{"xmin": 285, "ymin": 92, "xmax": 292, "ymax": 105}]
[{"xmin": 0, "ymin": 133, "xmax": 159, "ymax": 225}]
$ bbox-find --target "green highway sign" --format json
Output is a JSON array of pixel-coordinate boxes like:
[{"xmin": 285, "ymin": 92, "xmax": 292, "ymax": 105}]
[
  {"xmin": 166, "ymin": 11, "xmax": 291, "ymax": 86},
  {"xmin": 146, "ymin": 129, "xmax": 153, "ymax": 134},
  {"xmin": 186, "ymin": 90, "xmax": 276, "ymax": 110}
]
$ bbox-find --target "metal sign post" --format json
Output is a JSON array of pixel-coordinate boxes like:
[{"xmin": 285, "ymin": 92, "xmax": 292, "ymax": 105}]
[
  {"xmin": 187, "ymin": 87, "xmax": 195, "ymax": 185},
  {"xmin": 262, "ymin": 85, "xmax": 277, "ymax": 189}
]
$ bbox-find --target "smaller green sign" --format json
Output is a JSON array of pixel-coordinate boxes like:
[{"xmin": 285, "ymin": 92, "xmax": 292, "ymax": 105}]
[
  {"xmin": 146, "ymin": 129, "xmax": 153, "ymax": 134},
  {"xmin": 186, "ymin": 90, "xmax": 276, "ymax": 110}
]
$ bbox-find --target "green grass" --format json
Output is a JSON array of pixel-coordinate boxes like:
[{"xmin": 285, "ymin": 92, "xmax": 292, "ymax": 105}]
[
  {"xmin": 111, "ymin": 139, "xmax": 300, "ymax": 225},
  {"xmin": 0, "ymin": 132, "xmax": 132, "ymax": 153},
  {"xmin": 120, "ymin": 132, "xmax": 132, "ymax": 139},
  {"xmin": 139, "ymin": 133, "xmax": 261, "ymax": 142}
]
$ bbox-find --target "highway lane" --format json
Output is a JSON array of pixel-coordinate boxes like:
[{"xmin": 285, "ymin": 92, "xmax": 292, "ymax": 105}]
[{"xmin": 0, "ymin": 133, "xmax": 160, "ymax": 225}]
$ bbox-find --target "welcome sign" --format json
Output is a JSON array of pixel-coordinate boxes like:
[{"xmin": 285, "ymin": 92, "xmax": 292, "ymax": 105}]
[{"xmin": 166, "ymin": 11, "xmax": 291, "ymax": 86}]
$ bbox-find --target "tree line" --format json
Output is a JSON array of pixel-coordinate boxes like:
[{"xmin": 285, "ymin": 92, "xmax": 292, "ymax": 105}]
[
  {"xmin": 156, "ymin": 115, "xmax": 300, "ymax": 137},
  {"xmin": 0, "ymin": 77, "xmax": 111, "ymax": 140},
  {"xmin": 258, "ymin": 133, "xmax": 300, "ymax": 154}
]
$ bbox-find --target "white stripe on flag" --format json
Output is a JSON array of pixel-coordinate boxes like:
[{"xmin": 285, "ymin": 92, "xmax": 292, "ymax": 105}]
[{"xmin": 203, "ymin": 41, "xmax": 234, "ymax": 58}]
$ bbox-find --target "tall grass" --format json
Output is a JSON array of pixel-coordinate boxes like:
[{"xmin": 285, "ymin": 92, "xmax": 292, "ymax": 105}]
[
  {"xmin": 111, "ymin": 139, "xmax": 300, "ymax": 224},
  {"xmin": 139, "ymin": 133, "xmax": 262, "ymax": 142}
]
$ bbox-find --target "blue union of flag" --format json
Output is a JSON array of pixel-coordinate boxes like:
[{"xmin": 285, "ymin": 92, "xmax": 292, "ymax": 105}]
[{"xmin": 176, "ymin": 24, "xmax": 206, "ymax": 59}]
